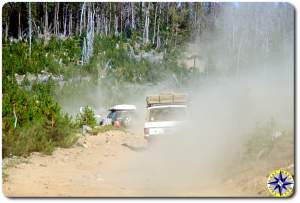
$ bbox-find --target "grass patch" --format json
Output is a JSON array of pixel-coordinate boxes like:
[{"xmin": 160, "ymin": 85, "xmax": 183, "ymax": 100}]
[
  {"xmin": 244, "ymin": 119, "xmax": 293, "ymax": 161},
  {"xmin": 91, "ymin": 125, "xmax": 125, "ymax": 135}
]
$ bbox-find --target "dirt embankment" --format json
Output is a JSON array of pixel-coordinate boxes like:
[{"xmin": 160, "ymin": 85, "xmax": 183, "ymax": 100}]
[{"xmin": 2, "ymin": 130, "xmax": 294, "ymax": 197}]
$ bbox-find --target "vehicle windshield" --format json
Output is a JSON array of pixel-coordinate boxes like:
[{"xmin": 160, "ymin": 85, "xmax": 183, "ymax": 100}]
[
  {"xmin": 108, "ymin": 110, "xmax": 134, "ymax": 121},
  {"xmin": 148, "ymin": 107, "xmax": 186, "ymax": 122}
]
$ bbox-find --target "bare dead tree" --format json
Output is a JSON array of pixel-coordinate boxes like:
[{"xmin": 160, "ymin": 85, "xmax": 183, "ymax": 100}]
[
  {"xmin": 18, "ymin": 10, "xmax": 22, "ymax": 39},
  {"xmin": 152, "ymin": 3, "xmax": 158, "ymax": 44},
  {"xmin": 63, "ymin": 4, "xmax": 68, "ymax": 36},
  {"xmin": 143, "ymin": 2, "xmax": 150, "ymax": 44},
  {"xmin": 156, "ymin": 4, "xmax": 161, "ymax": 49},
  {"xmin": 44, "ymin": 2, "xmax": 48, "ymax": 39},
  {"xmin": 120, "ymin": 4, "xmax": 123, "ymax": 34},
  {"xmin": 28, "ymin": 2, "xmax": 32, "ymax": 56},
  {"xmin": 81, "ymin": 3, "xmax": 95, "ymax": 64},
  {"xmin": 114, "ymin": 14, "xmax": 118, "ymax": 36},
  {"xmin": 80, "ymin": 2, "xmax": 86, "ymax": 35},
  {"xmin": 68, "ymin": 7, "xmax": 73, "ymax": 36},
  {"xmin": 108, "ymin": 3, "xmax": 112, "ymax": 35},
  {"xmin": 131, "ymin": 2, "xmax": 135, "ymax": 30},
  {"xmin": 104, "ymin": 15, "xmax": 108, "ymax": 36},
  {"xmin": 54, "ymin": 3, "xmax": 60, "ymax": 35}
]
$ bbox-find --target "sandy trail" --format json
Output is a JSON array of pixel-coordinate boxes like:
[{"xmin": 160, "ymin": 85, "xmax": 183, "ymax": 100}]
[
  {"xmin": 2, "ymin": 130, "xmax": 293, "ymax": 197},
  {"xmin": 2, "ymin": 130, "xmax": 232, "ymax": 197},
  {"xmin": 3, "ymin": 130, "xmax": 145, "ymax": 197}
]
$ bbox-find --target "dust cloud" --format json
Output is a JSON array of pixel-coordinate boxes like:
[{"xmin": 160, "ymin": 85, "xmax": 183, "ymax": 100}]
[
  {"xmin": 119, "ymin": 3, "xmax": 294, "ymax": 194},
  {"xmin": 56, "ymin": 3, "xmax": 294, "ymax": 195}
]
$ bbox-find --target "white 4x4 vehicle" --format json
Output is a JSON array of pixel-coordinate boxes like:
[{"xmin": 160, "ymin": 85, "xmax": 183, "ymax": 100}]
[{"xmin": 144, "ymin": 93, "xmax": 187, "ymax": 139}]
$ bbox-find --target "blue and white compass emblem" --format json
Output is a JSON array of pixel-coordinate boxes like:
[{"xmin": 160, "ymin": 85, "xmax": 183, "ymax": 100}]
[{"xmin": 267, "ymin": 169, "xmax": 294, "ymax": 197}]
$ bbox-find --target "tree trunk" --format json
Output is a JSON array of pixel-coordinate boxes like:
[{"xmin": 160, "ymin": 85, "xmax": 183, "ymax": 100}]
[
  {"xmin": 156, "ymin": 5, "xmax": 161, "ymax": 49},
  {"xmin": 63, "ymin": 5, "xmax": 68, "ymax": 36},
  {"xmin": 109, "ymin": 3, "xmax": 112, "ymax": 35},
  {"xmin": 152, "ymin": 3, "xmax": 158, "ymax": 44},
  {"xmin": 120, "ymin": 7, "xmax": 123, "ymax": 34},
  {"xmin": 28, "ymin": 2, "xmax": 32, "ymax": 56},
  {"xmin": 80, "ymin": 2, "xmax": 86, "ymax": 35},
  {"xmin": 104, "ymin": 16, "xmax": 108, "ymax": 36},
  {"xmin": 83, "ymin": 4, "xmax": 86, "ymax": 32},
  {"xmin": 76, "ymin": 11, "xmax": 80, "ymax": 34},
  {"xmin": 18, "ymin": 11, "xmax": 22, "ymax": 39},
  {"xmin": 68, "ymin": 7, "xmax": 72, "ymax": 36},
  {"xmin": 131, "ymin": 2, "xmax": 135, "ymax": 30},
  {"xmin": 81, "ymin": 3, "xmax": 94, "ymax": 64},
  {"xmin": 5, "ymin": 19, "xmax": 9, "ymax": 42},
  {"xmin": 13, "ymin": 103, "xmax": 17, "ymax": 129},
  {"xmin": 44, "ymin": 3, "xmax": 48, "ymax": 38},
  {"xmin": 114, "ymin": 14, "xmax": 118, "ymax": 36},
  {"xmin": 54, "ymin": 3, "xmax": 60, "ymax": 35},
  {"xmin": 96, "ymin": 13, "xmax": 100, "ymax": 34},
  {"xmin": 143, "ymin": 3, "xmax": 150, "ymax": 44},
  {"xmin": 174, "ymin": 28, "xmax": 178, "ymax": 48}
]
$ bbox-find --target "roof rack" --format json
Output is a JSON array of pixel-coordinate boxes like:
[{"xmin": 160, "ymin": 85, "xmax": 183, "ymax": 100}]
[{"xmin": 146, "ymin": 92, "xmax": 187, "ymax": 107}]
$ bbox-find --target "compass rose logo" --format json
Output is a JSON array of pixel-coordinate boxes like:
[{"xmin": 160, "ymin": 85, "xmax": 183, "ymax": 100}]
[{"xmin": 267, "ymin": 169, "xmax": 294, "ymax": 197}]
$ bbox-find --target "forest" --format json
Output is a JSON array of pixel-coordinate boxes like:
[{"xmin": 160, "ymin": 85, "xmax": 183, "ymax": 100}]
[
  {"xmin": 2, "ymin": 2, "xmax": 216, "ymax": 49},
  {"xmin": 3, "ymin": 2, "xmax": 216, "ymax": 157},
  {"xmin": 2, "ymin": 2, "xmax": 293, "ymax": 157}
]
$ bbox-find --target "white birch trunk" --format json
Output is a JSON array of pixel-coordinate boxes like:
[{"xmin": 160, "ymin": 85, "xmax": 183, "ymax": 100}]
[
  {"xmin": 114, "ymin": 14, "xmax": 118, "ymax": 36},
  {"xmin": 108, "ymin": 3, "xmax": 112, "ymax": 35},
  {"xmin": 44, "ymin": 3, "xmax": 48, "ymax": 38},
  {"xmin": 143, "ymin": 3, "xmax": 150, "ymax": 44},
  {"xmin": 68, "ymin": 8, "xmax": 72, "ymax": 36},
  {"xmin": 28, "ymin": 2, "xmax": 32, "ymax": 56},
  {"xmin": 81, "ymin": 3, "xmax": 95, "ymax": 65},
  {"xmin": 54, "ymin": 3, "xmax": 59, "ymax": 35},
  {"xmin": 152, "ymin": 4, "xmax": 158, "ymax": 44},
  {"xmin": 120, "ymin": 8, "xmax": 123, "ymax": 34},
  {"xmin": 80, "ymin": 2, "xmax": 86, "ymax": 35},
  {"xmin": 76, "ymin": 12, "xmax": 80, "ymax": 34},
  {"xmin": 96, "ymin": 14, "xmax": 100, "ymax": 34},
  {"xmin": 104, "ymin": 16, "xmax": 108, "ymax": 36},
  {"xmin": 5, "ymin": 20, "xmax": 9, "ymax": 42},
  {"xmin": 13, "ymin": 105, "xmax": 17, "ymax": 129},
  {"xmin": 156, "ymin": 5, "xmax": 161, "ymax": 49},
  {"xmin": 18, "ymin": 11, "xmax": 22, "ymax": 40},
  {"xmin": 131, "ymin": 2, "xmax": 135, "ymax": 30},
  {"xmin": 63, "ymin": 6, "xmax": 67, "ymax": 36}
]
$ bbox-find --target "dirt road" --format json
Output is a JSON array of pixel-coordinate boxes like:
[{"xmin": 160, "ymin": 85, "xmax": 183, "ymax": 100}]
[
  {"xmin": 2, "ymin": 130, "xmax": 293, "ymax": 197},
  {"xmin": 3, "ymin": 130, "xmax": 146, "ymax": 197}
]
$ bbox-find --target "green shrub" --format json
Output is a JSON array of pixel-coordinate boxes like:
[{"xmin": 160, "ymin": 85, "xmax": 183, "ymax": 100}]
[
  {"xmin": 2, "ymin": 77, "xmax": 77, "ymax": 158},
  {"xmin": 75, "ymin": 106, "xmax": 97, "ymax": 128},
  {"xmin": 2, "ymin": 34, "xmax": 193, "ymax": 158},
  {"xmin": 2, "ymin": 36, "xmax": 81, "ymax": 76},
  {"xmin": 3, "ymin": 116, "xmax": 77, "ymax": 157}
]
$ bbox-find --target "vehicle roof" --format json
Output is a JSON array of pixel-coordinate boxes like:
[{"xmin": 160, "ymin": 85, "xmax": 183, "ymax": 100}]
[
  {"xmin": 147, "ymin": 104, "xmax": 187, "ymax": 110},
  {"xmin": 109, "ymin": 104, "xmax": 137, "ymax": 111}
]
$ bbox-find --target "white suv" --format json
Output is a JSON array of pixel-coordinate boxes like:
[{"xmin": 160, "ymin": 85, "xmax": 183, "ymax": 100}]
[{"xmin": 144, "ymin": 104, "xmax": 187, "ymax": 139}]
